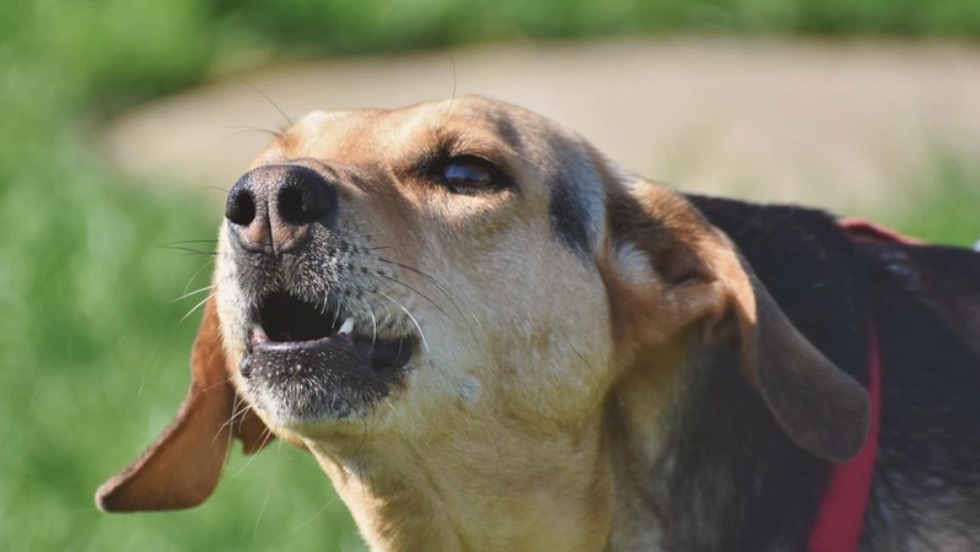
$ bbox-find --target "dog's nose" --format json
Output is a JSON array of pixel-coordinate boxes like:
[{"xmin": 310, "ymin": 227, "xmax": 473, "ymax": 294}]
[{"xmin": 225, "ymin": 165, "xmax": 337, "ymax": 256}]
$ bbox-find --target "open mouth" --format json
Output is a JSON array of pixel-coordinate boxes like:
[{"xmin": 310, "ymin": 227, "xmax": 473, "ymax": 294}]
[
  {"xmin": 240, "ymin": 292, "xmax": 415, "ymax": 422},
  {"xmin": 248, "ymin": 292, "xmax": 414, "ymax": 369}
]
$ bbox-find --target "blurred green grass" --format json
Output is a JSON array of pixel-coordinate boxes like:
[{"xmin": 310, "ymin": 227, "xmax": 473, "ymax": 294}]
[
  {"xmin": 1, "ymin": 0, "xmax": 978, "ymax": 551},
  {"xmin": 879, "ymin": 155, "xmax": 980, "ymax": 246}
]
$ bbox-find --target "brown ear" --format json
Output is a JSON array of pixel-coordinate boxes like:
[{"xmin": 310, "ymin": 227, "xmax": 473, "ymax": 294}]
[
  {"xmin": 602, "ymin": 183, "xmax": 870, "ymax": 462},
  {"xmin": 95, "ymin": 297, "xmax": 272, "ymax": 512}
]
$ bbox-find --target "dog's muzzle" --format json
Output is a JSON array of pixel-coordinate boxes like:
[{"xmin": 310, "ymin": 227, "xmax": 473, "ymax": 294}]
[{"xmin": 224, "ymin": 165, "xmax": 416, "ymax": 424}]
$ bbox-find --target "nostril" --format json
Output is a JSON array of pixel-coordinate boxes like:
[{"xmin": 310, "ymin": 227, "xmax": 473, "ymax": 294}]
[
  {"xmin": 277, "ymin": 168, "xmax": 333, "ymax": 226},
  {"xmin": 226, "ymin": 186, "xmax": 256, "ymax": 226},
  {"xmin": 278, "ymin": 185, "xmax": 313, "ymax": 225},
  {"xmin": 224, "ymin": 165, "xmax": 336, "ymax": 256}
]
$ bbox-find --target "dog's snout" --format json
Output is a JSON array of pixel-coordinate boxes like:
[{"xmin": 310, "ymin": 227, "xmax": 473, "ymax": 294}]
[{"xmin": 225, "ymin": 165, "xmax": 337, "ymax": 256}]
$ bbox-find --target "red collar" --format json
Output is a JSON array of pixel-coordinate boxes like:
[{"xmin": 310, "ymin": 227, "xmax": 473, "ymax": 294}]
[
  {"xmin": 806, "ymin": 326, "xmax": 881, "ymax": 552},
  {"xmin": 807, "ymin": 218, "xmax": 917, "ymax": 551}
]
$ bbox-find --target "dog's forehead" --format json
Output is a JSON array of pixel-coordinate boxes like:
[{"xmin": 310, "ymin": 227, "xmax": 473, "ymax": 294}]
[
  {"xmin": 269, "ymin": 97, "xmax": 559, "ymax": 163},
  {"xmin": 261, "ymin": 97, "xmax": 606, "ymax": 254}
]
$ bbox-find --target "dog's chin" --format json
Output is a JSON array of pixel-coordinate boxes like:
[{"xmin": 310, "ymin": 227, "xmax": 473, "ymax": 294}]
[
  {"xmin": 242, "ymin": 335, "xmax": 414, "ymax": 428},
  {"xmin": 237, "ymin": 292, "xmax": 415, "ymax": 428}
]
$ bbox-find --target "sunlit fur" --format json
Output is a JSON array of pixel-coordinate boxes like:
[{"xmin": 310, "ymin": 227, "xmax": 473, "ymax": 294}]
[{"xmin": 214, "ymin": 97, "xmax": 871, "ymax": 550}]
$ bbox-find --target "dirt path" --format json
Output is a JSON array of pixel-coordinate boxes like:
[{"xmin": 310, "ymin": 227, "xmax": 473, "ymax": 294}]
[{"xmin": 103, "ymin": 38, "xmax": 980, "ymax": 214}]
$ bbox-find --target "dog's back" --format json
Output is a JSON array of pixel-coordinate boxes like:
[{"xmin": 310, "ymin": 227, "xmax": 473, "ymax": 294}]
[
  {"xmin": 858, "ymin": 241, "xmax": 980, "ymax": 550},
  {"xmin": 691, "ymin": 195, "xmax": 980, "ymax": 550}
]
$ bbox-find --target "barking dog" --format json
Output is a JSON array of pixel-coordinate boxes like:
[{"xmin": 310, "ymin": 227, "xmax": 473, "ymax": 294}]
[{"xmin": 97, "ymin": 97, "xmax": 980, "ymax": 551}]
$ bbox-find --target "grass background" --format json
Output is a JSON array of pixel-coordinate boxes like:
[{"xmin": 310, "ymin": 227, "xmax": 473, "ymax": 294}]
[{"xmin": 2, "ymin": 1, "xmax": 978, "ymax": 550}]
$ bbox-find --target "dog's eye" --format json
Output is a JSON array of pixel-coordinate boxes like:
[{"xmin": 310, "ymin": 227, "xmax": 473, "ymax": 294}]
[{"xmin": 438, "ymin": 156, "xmax": 509, "ymax": 195}]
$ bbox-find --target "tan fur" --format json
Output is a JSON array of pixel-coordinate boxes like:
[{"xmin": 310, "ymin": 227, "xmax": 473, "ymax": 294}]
[{"xmin": 97, "ymin": 96, "xmax": 869, "ymax": 550}]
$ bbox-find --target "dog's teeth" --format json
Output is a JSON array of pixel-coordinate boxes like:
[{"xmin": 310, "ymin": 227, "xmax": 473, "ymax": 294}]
[
  {"xmin": 338, "ymin": 317, "xmax": 355, "ymax": 335},
  {"xmin": 251, "ymin": 323, "xmax": 269, "ymax": 343}
]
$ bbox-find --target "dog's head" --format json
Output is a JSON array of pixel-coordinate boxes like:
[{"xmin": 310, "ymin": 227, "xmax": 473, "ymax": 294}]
[{"xmin": 97, "ymin": 96, "xmax": 869, "ymax": 513}]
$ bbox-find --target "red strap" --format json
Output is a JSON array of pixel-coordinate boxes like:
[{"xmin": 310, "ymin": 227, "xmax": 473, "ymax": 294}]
[
  {"xmin": 839, "ymin": 219, "xmax": 922, "ymax": 246},
  {"xmin": 807, "ymin": 327, "xmax": 882, "ymax": 552},
  {"xmin": 807, "ymin": 219, "xmax": 908, "ymax": 550}
]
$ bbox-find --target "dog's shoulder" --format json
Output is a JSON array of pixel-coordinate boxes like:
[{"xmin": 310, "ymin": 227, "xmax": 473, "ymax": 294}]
[
  {"xmin": 857, "ymin": 241, "xmax": 980, "ymax": 546},
  {"xmin": 688, "ymin": 192, "xmax": 980, "ymax": 385},
  {"xmin": 858, "ymin": 238, "xmax": 980, "ymax": 424},
  {"xmin": 860, "ymin": 241, "xmax": 980, "ymax": 357}
]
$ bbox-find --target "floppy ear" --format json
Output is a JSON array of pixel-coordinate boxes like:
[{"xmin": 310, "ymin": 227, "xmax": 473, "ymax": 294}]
[
  {"xmin": 95, "ymin": 297, "xmax": 272, "ymax": 512},
  {"xmin": 601, "ymin": 183, "xmax": 870, "ymax": 462}
]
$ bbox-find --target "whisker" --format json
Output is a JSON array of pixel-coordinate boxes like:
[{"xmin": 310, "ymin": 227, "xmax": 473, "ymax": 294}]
[
  {"xmin": 252, "ymin": 475, "xmax": 272, "ymax": 540},
  {"xmin": 200, "ymin": 374, "xmax": 235, "ymax": 396},
  {"xmin": 378, "ymin": 257, "xmax": 456, "ymax": 304},
  {"xmin": 333, "ymin": 300, "xmax": 342, "ymax": 329},
  {"xmin": 350, "ymin": 416, "xmax": 371, "ymax": 465},
  {"xmin": 368, "ymin": 271, "xmax": 483, "ymax": 350},
  {"xmin": 450, "ymin": 52, "xmax": 458, "ymax": 102},
  {"xmin": 222, "ymin": 124, "xmax": 284, "ymax": 140},
  {"xmin": 170, "ymin": 284, "xmax": 215, "ymax": 304},
  {"xmin": 291, "ymin": 495, "xmax": 341, "ymax": 533},
  {"xmin": 180, "ymin": 292, "xmax": 216, "ymax": 324},
  {"xmin": 163, "ymin": 239, "xmax": 219, "ymax": 246},
  {"xmin": 376, "ymin": 273, "xmax": 451, "ymax": 319},
  {"xmin": 378, "ymin": 290, "xmax": 429, "ymax": 352},
  {"xmin": 383, "ymin": 397, "xmax": 397, "ymax": 413},
  {"xmin": 214, "ymin": 408, "xmax": 246, "ymax": 447},
  {"xmin": 182, "ymin": 258, "xmax": 215, "ymax": 295},
  {"xmin": 365, "ymin": 301, "xmax": 378, "ymax": 348},
  {"xmin": 158, "ymin": 245, "xmax": 217, "ymax": 257},
  {"xmin": 469, "ymin": 312, "xmax": 486, "ymax": 334},
  {"xmin": 138, "ymin": 313, "xmax": 188, "ymax": 397},
  {"xmin": 240, "ymin": 78, "xmax": 293, "ymax": 128},
  {"xmin": 210, "ymin": 400, "xmax": 237, "ymax": 448},
  {"xmin": 227, "ymin": 431, "xmax": 271, "ymax": 480},
  {"xmin": 221, "ymin": 394, "xmax": 253, "ymax": 432},
  {"xmin": 446, "ymin": 52, "xmax": 458, "ymax": 115}
]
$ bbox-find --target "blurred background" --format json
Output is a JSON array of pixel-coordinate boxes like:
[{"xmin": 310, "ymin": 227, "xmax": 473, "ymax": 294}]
[{"xmin": 2, "ymin": 1, "xmax": 979, "ymax": 550}]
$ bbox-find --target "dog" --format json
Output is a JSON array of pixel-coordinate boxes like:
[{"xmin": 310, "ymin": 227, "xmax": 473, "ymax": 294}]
[{"xmin": 97, "ymin": 96, "xmax": 980, "ymax": 551}]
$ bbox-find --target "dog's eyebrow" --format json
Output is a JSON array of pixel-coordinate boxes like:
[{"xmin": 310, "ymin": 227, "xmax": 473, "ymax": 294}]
[
  {"xmin": 550, "ymin": 181, "xmax": 595, "ymax": 255},
  {"xmin": 550, "ymin": 174, "xmax": 606, "ymax": 256},
  {"xmin": 490, "ymin": 115, "xmax": 524, "ymax": 152},
  {"xmin": 548, "ymin": 144, "xmax": 606, "ymax": 256}
]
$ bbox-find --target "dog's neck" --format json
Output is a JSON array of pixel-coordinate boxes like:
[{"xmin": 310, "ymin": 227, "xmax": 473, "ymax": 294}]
[
  {"xmin": 610, "ymin": 342, "xmax": 827, "ymax": 550},
  {"xmin": 297, "ymin": 344, "xmax": 695, "ymax": 551},
  {"xmin": 304, "ymin": 418, "xmax": 615, "ymax": 551},
  {"xmin": 301, "ymin": 342, "xmax": 827, "ymax": 551},
  {"xmin": 602, "ymin": 346, "xmax": 685, "ymax": 550}
]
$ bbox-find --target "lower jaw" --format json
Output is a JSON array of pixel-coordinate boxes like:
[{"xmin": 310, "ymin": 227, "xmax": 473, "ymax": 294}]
[
  {"xmin": 240, "ymin": 339, "xmax": 408, "ymax": 428},
  {"xmin": 248, "ymin": 386, "xmax": 382, "ymax": 430}
]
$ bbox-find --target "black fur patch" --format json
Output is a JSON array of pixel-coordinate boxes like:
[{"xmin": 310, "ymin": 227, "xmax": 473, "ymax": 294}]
[
  {"xmin": 688, "ymin": 195, "xmax": 871, "ymax": 383},
  {"xmin": 651, "ymin": 195, "xmax": 874, "ymax": 549},
  {"xmin": 491, "ymin": 114, "xmax": 524, "ymax": 151},
  {"xmin": 662, "ymin": 195, "xmax": 980, "ymax": 547},
  {"xmin": 859, "ymin": 243, "xmax": 980, "ymax": 548},
  {"xmin": 550, "ymin": 179, "xmax": 593, "ymax": 254}
]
